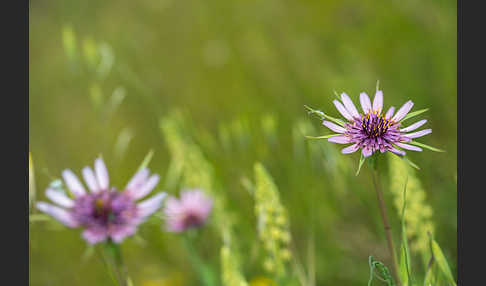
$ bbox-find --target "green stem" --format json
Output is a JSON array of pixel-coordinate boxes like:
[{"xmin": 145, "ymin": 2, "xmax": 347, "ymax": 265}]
[
  {"xmin": 183, "ymin": 233, "xmax": 217, "ymax": 286},
  {"xmin": 371, "ymin": 169, "xmax": 401, "ymax": 286},
  {"xmin": 102, "ymin": 241, "xmax": 129, "ymax": 286}
]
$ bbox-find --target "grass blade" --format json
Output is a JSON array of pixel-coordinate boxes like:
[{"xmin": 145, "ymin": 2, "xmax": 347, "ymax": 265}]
[
  {"xmin": 356, "ymin": 153, "xmax": 366, "ymax": 176},
  {"xmin": 137, "ymin": 149, "xmax": 154, "ymax": 171},
  {"xmin": 305, "ymin": 134, "xmax": 341, "ymax": 140},
  {"xmin": 408, "ymin": 141, "xmax": 445, "ymax": 153},
  {"xmin": 304, "ymin": 105, "xmax": 346, "ymax": 127},
  {"xmin": 400, "ymin": 109, "xmax": 428, "ymax": 123},
  {"xmin": 431, "ymin": 239, "xmax": 456, "ymax": 286}
]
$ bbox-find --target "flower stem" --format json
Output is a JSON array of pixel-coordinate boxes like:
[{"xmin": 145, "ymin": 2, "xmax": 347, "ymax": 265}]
[
  {"xmin": 371, "ymin": 169, "xmax": 401, "ymax": 285},
  {"xmin": 183, "ymin": 232, "xmax": 217, "ymax": 286},
  {"xmin": 103, "ymin": 241, "xmax": 129, "ymax": 286}
]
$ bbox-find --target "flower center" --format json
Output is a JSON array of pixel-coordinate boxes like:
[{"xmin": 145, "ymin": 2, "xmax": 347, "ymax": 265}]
[
  {"xmin": 361, "ymin": 111, "xmax": 392, "ymax": 138},
  {"xmin": 72, "ymin": 190, "xmax": 137, "ymax": 227}
]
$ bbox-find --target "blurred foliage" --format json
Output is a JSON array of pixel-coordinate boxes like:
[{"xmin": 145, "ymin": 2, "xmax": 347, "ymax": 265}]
[{"xmin": 30, "ymin": 0, "xmax": 456, "ymax": 285}]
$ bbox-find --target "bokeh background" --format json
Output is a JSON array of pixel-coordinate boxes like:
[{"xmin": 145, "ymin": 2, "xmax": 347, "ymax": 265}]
[{"xmin": 29, "ymin": 0, "xmax": 456, "ymax": 285}]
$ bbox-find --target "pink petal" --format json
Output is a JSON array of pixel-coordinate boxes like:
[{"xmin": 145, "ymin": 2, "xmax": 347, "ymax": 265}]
[
  {"xmin": 125, "ymin": 168, "xmax": 150, "ymax": 191},
  {"xmin": 362, "ymin": 147, "xmax": 373, "ymax": 157},
  {"xmin": 391, "ymin": 100, "xmax": 414, "ymax": 122},
  {"xmin": 82, "ymin": 167, "xmax": 100, "ymax": 193},
  {"xmin": 405, "ymin": 129, "xmax": 432, "ymax": 139},
  {"xmin": 94, "ymin": 158, "xmax": 109, "ymax": 190},
  {"xmin": 110, "ymin": 225, "xmax": 137, "ymax": 243},
  {"xmin": 385, "ymin": 106, "xmax": 395, "ymax": 120},
  {"xmin": 333, "ymin": 100, "xmax": 353, "ymax": 121},
  {"xmin": 327, "ymin": 135, "xmax": 351, "ymax": 144},
  {"xmin": 62, "ymin": 169, "xmax": 86, "ymax": 197},
  {"xmin": 401, "ymin": 120, "xmax": 427, "ymax": 132},
  {"xmin": 36, "ymin": 202, "xmax": 78, "ymax": 227},
  {"xmin": 341, "ymin": 93, "xmax": 360, "ymax": 118},
  {"xmin": 395, "ymin": 142, "xmax": 422, "ymax": 152},
  {"xmin": 82, "ymin": 228, "xmax": 108, "ymax": 244},
  {"xmin": 131, "ymin": 175, "xmax": 160, "ymax": 200},
  {"xmin": 137, "ymin": 193, "xmax": 167, "ymax": 219},
  {"xmin": 372, "ymin": 90, "xmax": 383, "ymax": 113},
  {"xmin": 360, "ymin": 92, "xmax": 372, "ymax": 114},
  {"xmin": 45, "ymin": 188, "xmax": 74, "ymax": 208},
  {"xmin": 322, "ymin": 120, "xmax": 346, "ymax": 133},
  {"xmin": 341, "ymin": 143, "xmax": 359, "ymax": 154},
  {"xmin": 389, "ymin": 147, "xmax": 406, "ymax": 156}
]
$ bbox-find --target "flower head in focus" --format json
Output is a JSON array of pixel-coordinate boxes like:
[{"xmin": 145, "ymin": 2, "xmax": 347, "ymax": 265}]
[
  {"xmin": 306, "ymin": 86, "xmax": 443, "ymax": 159},
  {"xmin": 163, "ymin": 189, "xmax": 213, "ymax": 233},
  {"xmin": 36, "ymin": 157, "xmax": 166, "ymax": 244}
]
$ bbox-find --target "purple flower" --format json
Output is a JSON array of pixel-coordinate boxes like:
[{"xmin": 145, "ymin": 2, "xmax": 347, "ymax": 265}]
[
  {"xmin": 36, "ymin": 157, "xmax": 166, "ymax": 244},
  {"xmin": 321, "ymin": 90, "xmax": 432, "ymax": 157},
  {"xmin": 163, "ymin": 189, "xmax": 213, "ymax": 233}
]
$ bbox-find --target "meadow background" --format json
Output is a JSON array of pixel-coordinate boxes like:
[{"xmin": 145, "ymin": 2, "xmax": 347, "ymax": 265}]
[{"xmin": 29, "ymin": 0, "xmax": 456, "ymax": 285}]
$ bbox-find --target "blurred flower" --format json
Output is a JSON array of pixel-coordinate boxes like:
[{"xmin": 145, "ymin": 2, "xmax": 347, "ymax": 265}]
[
  {"xmin": 316, "ymin": 89, "xmax": 434, "ymax": 157},
  {"xmin": 36, "ymin": 157, "xmax": 166, "ymax": 244},
  {"xmin": 163, "ymin": 189, "xmax": 213, "ymax": 233}
]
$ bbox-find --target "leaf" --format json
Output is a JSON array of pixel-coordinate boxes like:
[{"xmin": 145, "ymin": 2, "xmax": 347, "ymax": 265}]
[
  {"xmin": 408, "ymin": 141, "xmax": 445, "ymax": 153},
  {"xmin": 304, "ymin": 134, "xmax": 341, "ymax": 140},
  {"xmin": 356, "ymin": 153, "xmax": 366, "ymax": 176},
  {"xmin": 304, "ymin": 105, "xmax": 346, "ymax": 127},
  {"xmin": 400, "ymin": 155, "xmax": 420, "ymax": 170},
  {"xmin": 400, "ymin": 109, "xmax": 429, "ymax": 123},
  {"xmin": 368, "ymin": 256, "xmax": 396, "ymax": 286},
  {"xmin": 399, "ymin": 177, "xmax": 412, "ymax": 286},
  {"xmin": 431, "ymin": 240, "xmax": 456, "ymax": 286},
  {"xmin": 137, "ymin": 149, "xmax": 154, "ymax": 171}
]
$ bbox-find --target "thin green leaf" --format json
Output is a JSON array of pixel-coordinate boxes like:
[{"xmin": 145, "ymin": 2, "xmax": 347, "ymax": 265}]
[
  {"xmin": 431, "ymin": 240, "xmax": 456, "ymax": 286},
  {"xmin": 408, "ymin": 141, "xmax": 445, "ymax": 153},
  {"xmin": 376, "ymin": 80, "xmax": 380, "ymax": 92},
  {"xmin": 304, "ymin": 134, "xmax": 341, "ymax": 140},
  {"xmin": 400, "ymin": 108, "xmax": 429, "ymax": 123},
  {"xmin": 304, "ymin": 105, "xmax": 346, "ymax": 127},
  {"xmin": 137, "ymin": 149, "xmax": 154, "ymax": 171},
  {"xmin": 399, "ymin": 177, "xmax": 412, "ymax": 286},
  {"xmin": 356, "ymin": 153, "xmax": 366, "ymax": 176},
  {"xmin": 399, "ymin": 155, "xmax": 420, "ymax": 170}
]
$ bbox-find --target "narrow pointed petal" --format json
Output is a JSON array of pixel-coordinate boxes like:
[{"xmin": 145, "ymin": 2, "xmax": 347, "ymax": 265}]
[
  {"xmin": 82, "ymin": 167, "xmax": 100, "ymax": 193},
  {"xmin": 372, "ymin": 90, "xmax": 383, "ymax": 113},
  {"xmin": 94, "ymin": 158, "xmax": 109, "ymax": 190},
  {"xmin": 137, "ymin": 193, "xmax": 167, "ymax": 219},
  {"xmin": 341, "ymin": 143, "xmax": 359, "ymax": 154},
  {"xmin": 389, "ymin": 147, "xmax": 406, "ymax": 156},
  {"xmin": 395, "ymin": 142, "xmax": 423, "ymax": 152},
  {"xmin": 323, "ymin": 120, "xmax": 346, "ymax": 133},
  {"xmin": 360, "ymin": 92, "xmax": 372, "ymax": 114},
  {"xmin": 82, "ymin": 228, "xmax": 108, "ymax": 244},
  {"xmin": 125, "ymin": 168, "xmax": 150, "ymax": 190},
  {"xmin": 385, "ymin": 106, "xmax": 395, "ymax": 120},
  {"xmin": 333, "ymin": 100, "xmax": 353, "ymax": 121},
  {"xmin": 328, "ymin": 135, "xmax": 351, "ymax": 144},
  {"xmin": 131, "ymin": 175, "xmax": 160, "ymax": 200},
  {"xmin": 362, "ymin": 147, "xmax": 373, "ymax": 157},
  {"xmin": 36, "ymin": 202, "xmax": 78, "ymax": 227},
  {"xmin": 45, "ymin": 188, "xmax": 74, "ymax": 208},
  {"xmin": 392, "ymin": 100, "xmax": 414, "ymax": 122},
  {"xmin": 405, "ymin": 129, "xmax": 432, "ymax": 139},
  {"xmin": 62, "ymin": 169, "xmax": 86, "ymax": 197},
  {"xmin": 401, "ymin": 119, "xmax": 427, "ymax": 132},
  {"xmin": 110, "ymin": 225, "xmax": 137, "ymax": 243},
  {"xmin": 341, "ymin": 93, "xmax": 360, "ymax": 118}
]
